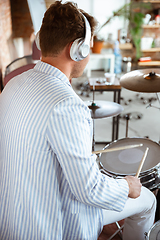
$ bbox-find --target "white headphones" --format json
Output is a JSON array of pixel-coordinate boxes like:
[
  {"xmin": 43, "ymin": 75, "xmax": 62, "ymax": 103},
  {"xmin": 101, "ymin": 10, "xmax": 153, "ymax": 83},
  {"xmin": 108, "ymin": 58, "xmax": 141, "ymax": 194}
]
[
  {"xmin": 70, "ymin": 13, "xmax": 91, "ymax": 62},
  {"xmin": 35, "ymin": 13, "xmax": 91, "ymax": 62},
  {"xmin": 35, "ymin": 31, "xmax": 41, "ymax": 51}
]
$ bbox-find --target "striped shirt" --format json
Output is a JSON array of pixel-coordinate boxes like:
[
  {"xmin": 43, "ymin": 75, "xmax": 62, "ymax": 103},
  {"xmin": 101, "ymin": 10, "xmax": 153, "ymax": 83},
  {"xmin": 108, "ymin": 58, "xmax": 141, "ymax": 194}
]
[{"xmin": 0, "ymin": 61, "xmax": 129, "ymax": 240}]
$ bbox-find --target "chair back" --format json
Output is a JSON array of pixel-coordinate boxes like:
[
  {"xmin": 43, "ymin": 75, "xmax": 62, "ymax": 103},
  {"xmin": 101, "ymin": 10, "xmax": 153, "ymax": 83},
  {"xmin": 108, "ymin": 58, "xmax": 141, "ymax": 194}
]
[
  {"xmin": 32, "ymin": 40, "xmax": 41, "ymax": 60},
  {"xmin": 3, "ymin": 63, "xmax": 35, "ymax": 87}
]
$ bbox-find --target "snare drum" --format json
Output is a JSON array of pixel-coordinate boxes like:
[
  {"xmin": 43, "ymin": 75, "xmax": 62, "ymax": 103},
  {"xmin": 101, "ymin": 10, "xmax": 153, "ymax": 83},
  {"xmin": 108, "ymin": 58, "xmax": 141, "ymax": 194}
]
[
  {"xmin": 99, "ymin": 138, "xmax": 160, "ymax": 190},
  {"xmin": 145, "ymin": 221, "xmax": 160, "ymax": 239}
]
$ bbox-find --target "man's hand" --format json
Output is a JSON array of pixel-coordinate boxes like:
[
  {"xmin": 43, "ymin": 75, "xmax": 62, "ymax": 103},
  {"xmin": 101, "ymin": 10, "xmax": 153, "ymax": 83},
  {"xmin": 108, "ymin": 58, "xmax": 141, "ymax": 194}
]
[{"xmin": 124, "ymin": 176, "xmax": 142, "ymax": 199}]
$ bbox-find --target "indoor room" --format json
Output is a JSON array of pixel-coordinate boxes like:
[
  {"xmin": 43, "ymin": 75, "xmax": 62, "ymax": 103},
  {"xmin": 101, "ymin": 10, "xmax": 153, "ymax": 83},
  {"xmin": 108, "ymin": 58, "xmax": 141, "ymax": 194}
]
[{"xmin": 0, "ymin": 0, "xmax": 160, "ymax": 240}]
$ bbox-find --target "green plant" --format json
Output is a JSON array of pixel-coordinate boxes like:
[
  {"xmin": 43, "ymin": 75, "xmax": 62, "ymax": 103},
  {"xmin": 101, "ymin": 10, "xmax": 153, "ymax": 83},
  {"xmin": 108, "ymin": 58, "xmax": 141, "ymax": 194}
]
[
  {"xmin": 96, "ymin": 1, "xmax": 151, "ymax": 60},
  {"xmin": 127, "ymin": 2, "xmax": 151, "ymax": 60}
]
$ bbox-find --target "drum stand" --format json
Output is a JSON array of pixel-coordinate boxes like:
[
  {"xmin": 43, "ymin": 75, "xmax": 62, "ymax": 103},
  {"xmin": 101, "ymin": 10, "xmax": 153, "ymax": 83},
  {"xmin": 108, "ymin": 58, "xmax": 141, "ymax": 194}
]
[
  {"xmin": 107, "ymin": 222, "xmax": 124, "ymax": 240},
  {"xmin": 91, "ymin": 84, "xmax": 96, "ymax": 151}
]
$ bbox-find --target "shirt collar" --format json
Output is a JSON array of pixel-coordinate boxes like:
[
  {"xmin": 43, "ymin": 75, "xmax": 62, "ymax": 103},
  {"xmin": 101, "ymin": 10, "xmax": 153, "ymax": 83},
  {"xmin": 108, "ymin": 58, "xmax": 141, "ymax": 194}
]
[{"xmin": 34, "ymin": 60, "xmax": 71, "ymax": 87}]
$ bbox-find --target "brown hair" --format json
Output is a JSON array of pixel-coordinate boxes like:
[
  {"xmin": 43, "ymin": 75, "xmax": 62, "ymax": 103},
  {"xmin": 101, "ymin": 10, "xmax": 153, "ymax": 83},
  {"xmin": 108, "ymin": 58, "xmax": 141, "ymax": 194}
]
[{"xmin": 39, "ymin": 1, "xmax": 97, "ymax": 57}]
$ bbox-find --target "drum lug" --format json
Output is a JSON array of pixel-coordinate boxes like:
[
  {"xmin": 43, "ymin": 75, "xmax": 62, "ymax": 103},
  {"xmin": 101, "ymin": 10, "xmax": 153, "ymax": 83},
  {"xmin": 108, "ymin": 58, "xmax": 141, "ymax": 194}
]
[
  {"xmin": 144, "ymin": 232, "xmax": 148, "ymax": 239},
  {"xmin": 156, "ymin": 167, "xmax": 160, "ymax": 178},
  {"xmin": 155, "ymin": 167, "xmax": 160, "ymax": 185},
  {"xmin": 100, "ymin": 169, "xmax": 116, "ymax": 178}
]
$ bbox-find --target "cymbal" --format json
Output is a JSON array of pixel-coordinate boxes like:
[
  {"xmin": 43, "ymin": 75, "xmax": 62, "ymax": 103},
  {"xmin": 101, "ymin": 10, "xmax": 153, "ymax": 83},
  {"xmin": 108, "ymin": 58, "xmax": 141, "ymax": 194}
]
[
  {"xmin": 85, "ymin": 100, "xmax": 123, "ymax": 119},
  {"xmin": 120, "ymin": 68, "xmax": 160, "ymax": 93}
]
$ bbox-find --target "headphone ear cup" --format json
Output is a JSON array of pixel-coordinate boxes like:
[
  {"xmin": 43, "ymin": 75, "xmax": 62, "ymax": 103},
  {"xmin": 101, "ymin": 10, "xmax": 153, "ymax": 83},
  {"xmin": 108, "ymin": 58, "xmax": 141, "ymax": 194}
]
[
  {"xmin": 79, "ymin": 43, "xmax": 90, "ymax": 59},
  {"xmin": 70, "ymin": 38, "xmax": 82, "ymax": 62},
  {"xmin": 70, "ymin": 38, "xmax": 90, "ymax": 62},
  {"xmin": 35, "ymin": 31, "xmax": 41, "ymax": 51}
]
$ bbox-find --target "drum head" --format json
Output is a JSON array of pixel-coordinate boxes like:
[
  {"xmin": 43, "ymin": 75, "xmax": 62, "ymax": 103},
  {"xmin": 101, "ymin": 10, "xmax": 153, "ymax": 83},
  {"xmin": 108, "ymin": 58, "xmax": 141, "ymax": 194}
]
[
  {"xmin": 100, "ymin": 138, "xmax": 160, "ymax": 176},
  {"xmin": 147, "ymin": 221, "xmax": 160, "ymax": 239}
]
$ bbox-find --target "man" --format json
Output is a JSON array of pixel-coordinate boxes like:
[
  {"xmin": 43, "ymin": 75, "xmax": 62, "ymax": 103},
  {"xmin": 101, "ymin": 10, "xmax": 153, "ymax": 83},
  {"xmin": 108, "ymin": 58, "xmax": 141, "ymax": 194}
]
[{"xmin": 0, "ymin": 1, "xmax": 156, "ymax": 240}]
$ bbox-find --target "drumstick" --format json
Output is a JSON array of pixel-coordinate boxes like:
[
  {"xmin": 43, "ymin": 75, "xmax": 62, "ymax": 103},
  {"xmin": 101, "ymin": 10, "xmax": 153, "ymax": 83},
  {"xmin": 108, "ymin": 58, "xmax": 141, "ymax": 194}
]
[
  {"xmin": 136, "ymin": 147, "xmax": 149, "ymax": 178},
  {"xmin": 92, "ymin": 144, "xmax": 143, "ymax": 154}
]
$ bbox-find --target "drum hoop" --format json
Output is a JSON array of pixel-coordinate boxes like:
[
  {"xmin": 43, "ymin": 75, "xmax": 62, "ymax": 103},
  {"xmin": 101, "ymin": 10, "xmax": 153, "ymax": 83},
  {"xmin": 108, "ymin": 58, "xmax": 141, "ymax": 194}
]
[
  {"xmin": 100, "ymin": 137, "xmax": 160, "ymax": 176},
  {"xmin": 147, "ymin": 220, "xmax": 160, "ymax": 238}
]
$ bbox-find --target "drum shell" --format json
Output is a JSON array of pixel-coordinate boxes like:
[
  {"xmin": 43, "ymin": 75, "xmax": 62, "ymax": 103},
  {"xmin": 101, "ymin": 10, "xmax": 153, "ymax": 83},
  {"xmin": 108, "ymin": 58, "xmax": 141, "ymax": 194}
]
[
  {"xmin": 99, "ymin": 137, "xmax": 160, "ymax": 190},
  {"xmin": 100, "ymin": 167, "xmax": 160, "ymax": 190},
  {"xmin": 139, "ymin": 168, "xmax": 160, "ymax": 190}
]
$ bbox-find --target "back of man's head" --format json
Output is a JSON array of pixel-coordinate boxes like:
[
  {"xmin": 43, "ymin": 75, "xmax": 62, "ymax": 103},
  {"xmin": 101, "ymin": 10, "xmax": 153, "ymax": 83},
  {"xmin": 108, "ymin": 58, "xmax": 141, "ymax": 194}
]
[{"xmin": 39, "ymin": 1, "xmax": 97, "ymax": 57}]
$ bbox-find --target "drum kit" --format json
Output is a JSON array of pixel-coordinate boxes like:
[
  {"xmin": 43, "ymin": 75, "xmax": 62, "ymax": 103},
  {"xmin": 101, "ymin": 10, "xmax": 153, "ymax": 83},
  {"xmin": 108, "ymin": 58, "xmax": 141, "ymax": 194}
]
[{"xmin": 86, "ymin": 68, "xmax": 160, "ymax": 239}]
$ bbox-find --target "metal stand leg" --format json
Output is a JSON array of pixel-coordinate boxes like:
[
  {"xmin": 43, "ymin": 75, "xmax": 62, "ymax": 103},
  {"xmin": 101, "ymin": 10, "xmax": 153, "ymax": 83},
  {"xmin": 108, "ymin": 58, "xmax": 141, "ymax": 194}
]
[
  {"xmin": 107, "ymin": 222, "xmax": 124, "ymax": 240},
  {"xmin": 92, "ymin": 119, "xmax": 95, "ymax": 151},
  {"xmin": 125, "ymin": 114, "xmax": 130, "ymax": 138},
  {"xmin": 112, "ymin": 89, "xmax": 121, "ymax": 141}
]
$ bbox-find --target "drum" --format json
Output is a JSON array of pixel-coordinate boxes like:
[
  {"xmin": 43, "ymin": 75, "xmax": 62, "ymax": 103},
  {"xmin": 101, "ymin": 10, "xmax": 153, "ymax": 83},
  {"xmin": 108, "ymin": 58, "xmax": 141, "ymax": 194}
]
[
  {"xmin": 145, "ymin": 221, "xmax": 160, "ymax": 239},
  {"xmin": 99, "ymin": 137, "xmax": 160, "ymax": 190}
]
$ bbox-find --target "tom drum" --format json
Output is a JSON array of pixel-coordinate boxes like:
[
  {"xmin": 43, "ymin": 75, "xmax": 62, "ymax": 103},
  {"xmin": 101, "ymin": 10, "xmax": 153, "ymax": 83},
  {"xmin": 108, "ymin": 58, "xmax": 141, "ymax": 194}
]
[{"xmin": 99, "ymin": 138, "xmax": 160, "ymax": 190}]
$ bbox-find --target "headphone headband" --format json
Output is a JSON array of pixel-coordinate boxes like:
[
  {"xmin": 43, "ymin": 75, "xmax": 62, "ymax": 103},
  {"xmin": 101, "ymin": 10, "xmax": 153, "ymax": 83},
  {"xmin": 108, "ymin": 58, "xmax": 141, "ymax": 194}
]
[
  {"xmin": 82, "ymin": 14, "xmax": 91, "ymax": 48},
  {"xmin": 35, "ymin": 31, "xmax": 40, "ymax": 51}
]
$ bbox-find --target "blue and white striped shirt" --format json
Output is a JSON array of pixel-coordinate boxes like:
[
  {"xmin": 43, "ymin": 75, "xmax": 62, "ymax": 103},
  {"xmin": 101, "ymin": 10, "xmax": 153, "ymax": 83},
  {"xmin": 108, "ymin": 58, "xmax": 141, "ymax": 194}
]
[{"xmin": 0, "ymin": 61, "xmax": 129, "ymax": 240}]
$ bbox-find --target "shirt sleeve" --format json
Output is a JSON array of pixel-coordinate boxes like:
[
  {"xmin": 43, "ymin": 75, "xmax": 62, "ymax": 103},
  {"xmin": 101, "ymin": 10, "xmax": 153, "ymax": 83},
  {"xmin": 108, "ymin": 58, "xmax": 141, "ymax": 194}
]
[{"xmin": 46, "ymin": 96, "xmax": 129, "ymax": 212}]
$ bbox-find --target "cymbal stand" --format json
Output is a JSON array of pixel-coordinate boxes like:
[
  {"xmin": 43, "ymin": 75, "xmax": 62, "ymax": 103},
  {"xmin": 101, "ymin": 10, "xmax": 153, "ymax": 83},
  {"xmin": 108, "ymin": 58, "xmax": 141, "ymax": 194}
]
[
  {"xmin": 146, "ymin": 103, "xmax": 160, "ymax": 110},
  {"xmin": 156, "ymin": 93, "xmax": 160, "ymax": 145},
  {"xmin": 92, "ymin": 81, "xmax": 96, "ymax": 105},
  {"xmin": 125, "ymin": 114, "xmax": 130, "ymax": 138},
  {"xmin": 146, "ymin": 92, "xmax": 160, "ymax": 110},
  {"xmin": 156, "ymin": 92, "xmax": 160, "ymax": 105},
  {"xmin": 92, "ymin": 83, "xmax": 96, "ymax": 151},
  {"xmin": 146, "ymin": 93, "xmax": 160, "ymax": 144}
]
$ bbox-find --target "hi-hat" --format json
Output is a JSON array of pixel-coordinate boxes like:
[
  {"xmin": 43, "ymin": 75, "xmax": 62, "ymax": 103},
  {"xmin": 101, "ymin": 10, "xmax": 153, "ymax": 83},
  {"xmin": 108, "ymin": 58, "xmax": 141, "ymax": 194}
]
[
  {"xmin": 120, "ymin": 68, "xmax": 160, "ymax": 93},
  {"xmin": 85, "ymin": 100, "xmax": 123, "ymax": 119}
]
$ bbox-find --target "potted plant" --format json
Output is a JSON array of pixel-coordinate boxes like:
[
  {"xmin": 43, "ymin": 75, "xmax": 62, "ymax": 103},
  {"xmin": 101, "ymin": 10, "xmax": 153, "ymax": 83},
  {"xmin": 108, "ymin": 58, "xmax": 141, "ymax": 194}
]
[
  {"xmin": 93, "ymin": 1, "xmax": 151, "ymax": 60},
  {"xmin": 91, "ymin": 35, "xmax": 104, "ymax": 53}
]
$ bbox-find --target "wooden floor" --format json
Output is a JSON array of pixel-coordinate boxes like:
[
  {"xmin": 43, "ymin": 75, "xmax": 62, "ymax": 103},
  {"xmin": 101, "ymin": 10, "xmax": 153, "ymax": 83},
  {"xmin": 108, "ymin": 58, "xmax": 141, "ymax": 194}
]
[{"xmin": 98, "ymin": 221, "xmax": 124, "ymax": 240}]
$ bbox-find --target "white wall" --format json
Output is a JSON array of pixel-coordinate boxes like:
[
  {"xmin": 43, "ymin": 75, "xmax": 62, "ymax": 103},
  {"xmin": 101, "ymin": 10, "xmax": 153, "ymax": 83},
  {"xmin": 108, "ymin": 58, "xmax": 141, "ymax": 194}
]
[
  {"xmin": 27, "ymin": 0, "xmax": 46, "ymax": 33},
  {"xmin": 62, "ymin": 0, "xmax": 130, "ymax": 41},
  {"xmin": 93, "ymin": 0, "xmax": 128, "ymax": 41}
]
